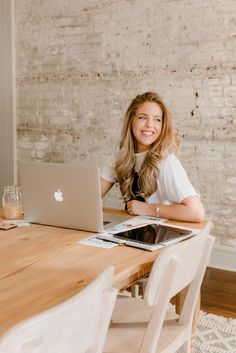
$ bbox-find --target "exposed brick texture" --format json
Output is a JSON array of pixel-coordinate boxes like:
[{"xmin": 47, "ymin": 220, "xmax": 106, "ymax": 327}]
[{"xmin": 15, "ymin": 0, "xmax": 236, "ymax": 246}]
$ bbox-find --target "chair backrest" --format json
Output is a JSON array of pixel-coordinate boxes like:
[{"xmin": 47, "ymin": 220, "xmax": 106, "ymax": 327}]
[
  {"xmin": 0, "ymin": 266, "xmax": 118, "ymax": 353},
  {"xmin": 140, "ymin": 223, "xmax": 214, "ymax": 353}
]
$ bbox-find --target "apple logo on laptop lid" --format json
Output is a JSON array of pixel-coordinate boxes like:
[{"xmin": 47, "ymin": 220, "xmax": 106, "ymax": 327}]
[{"xmin": 54, "ymin": 189, "xmax": 63, "ymax": 202}]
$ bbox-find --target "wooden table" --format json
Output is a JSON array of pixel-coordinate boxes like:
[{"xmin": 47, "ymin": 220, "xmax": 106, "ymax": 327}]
[{"xmin": 0, "ymin": 208, "xmax": 207, "ymax": 341}]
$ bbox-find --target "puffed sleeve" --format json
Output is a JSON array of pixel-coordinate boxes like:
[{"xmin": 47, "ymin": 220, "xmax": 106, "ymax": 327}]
[
  {"xmin": 100, "ymin": 152, "xmax": 118, "ymax": 183},
  {"xmin": 158, "ymin": 155, "xmax": 199, "ymax": 204}
]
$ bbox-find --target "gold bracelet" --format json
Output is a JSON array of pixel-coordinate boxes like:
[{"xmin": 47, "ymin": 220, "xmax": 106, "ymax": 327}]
[{"xmin": 156, "ymin": 206, "xmax": 160, "ymax": 218}]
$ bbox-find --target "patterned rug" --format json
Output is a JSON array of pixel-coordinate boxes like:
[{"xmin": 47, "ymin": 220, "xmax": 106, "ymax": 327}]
[{"xmin": 196, "ymin": 311, "xmax": 236, "ymax": 353}]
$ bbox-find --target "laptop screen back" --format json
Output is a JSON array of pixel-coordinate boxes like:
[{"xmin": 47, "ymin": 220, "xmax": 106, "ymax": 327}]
[{"xmin": 19, "ymin": 162, "xmax": 104, "ymax": 232}]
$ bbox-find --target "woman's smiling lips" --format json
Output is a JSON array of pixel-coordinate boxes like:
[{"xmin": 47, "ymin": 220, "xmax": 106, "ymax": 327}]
[{"xmin": 141, "ymin": 130, "xmax": 155, "ymax": 135}]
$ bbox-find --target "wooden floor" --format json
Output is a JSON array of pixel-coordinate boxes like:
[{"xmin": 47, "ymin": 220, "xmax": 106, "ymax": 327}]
[{"xmin": 200, "ymin": 267, "xmax": 236, "ymax": 318}]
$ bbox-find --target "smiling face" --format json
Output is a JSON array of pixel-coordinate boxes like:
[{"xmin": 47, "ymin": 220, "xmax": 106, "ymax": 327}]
[{"xmin": 131, "ymin": 101, "xmax": 163, "ymax": 153}]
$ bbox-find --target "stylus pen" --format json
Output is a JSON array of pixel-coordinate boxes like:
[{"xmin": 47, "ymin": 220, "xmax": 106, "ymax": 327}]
[{"xmin": 120, "ymin": 223, "xmax": 148, "ymax": 230}]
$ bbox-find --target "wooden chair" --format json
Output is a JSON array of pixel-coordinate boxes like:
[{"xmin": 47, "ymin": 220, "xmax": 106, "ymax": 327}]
[
  {"xmin": 0, "ymin": 266, "xmax": 118, "ymax": 353},
  {"xmin": 103, "ymin": 225, "xmax": 214, "ymax": 353}
]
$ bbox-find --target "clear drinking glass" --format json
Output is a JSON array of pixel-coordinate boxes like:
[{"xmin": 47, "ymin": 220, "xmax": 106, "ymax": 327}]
[{"xmin": 2, "ymin": 185, "xmax": 23, "ymax": 220}]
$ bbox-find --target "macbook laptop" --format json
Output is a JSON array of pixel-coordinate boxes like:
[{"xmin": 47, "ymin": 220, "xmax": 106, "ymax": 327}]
[{"xmin": 19, "ymin": 162, "xmax": 132, "ymax": 232}]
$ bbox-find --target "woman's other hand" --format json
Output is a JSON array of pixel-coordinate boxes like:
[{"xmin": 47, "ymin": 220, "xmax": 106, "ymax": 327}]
[{"xmin": 126, "ymin": 200, "xmax": 153, "ymax": 216}]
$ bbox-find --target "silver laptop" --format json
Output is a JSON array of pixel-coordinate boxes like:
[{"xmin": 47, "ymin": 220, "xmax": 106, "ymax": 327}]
[{"xmin": 19, "ymin": 162, "xmax": 131, "ymax": 232}]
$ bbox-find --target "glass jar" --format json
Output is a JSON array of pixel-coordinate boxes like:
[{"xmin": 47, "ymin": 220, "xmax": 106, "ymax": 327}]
[{"xmin": 2, "ymin": 185, "xmax": 23, "ymax": 220}]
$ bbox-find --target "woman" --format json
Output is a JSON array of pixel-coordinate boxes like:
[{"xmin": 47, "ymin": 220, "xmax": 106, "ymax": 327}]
[{"xmin": 100, "ymin": 91, "xmax": 205, "ymax": 222}]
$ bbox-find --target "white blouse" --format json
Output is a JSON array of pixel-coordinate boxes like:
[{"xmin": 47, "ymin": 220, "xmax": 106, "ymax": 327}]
[{"xmin": 101, "ymin": 152, "xmax": 199, "ymax": 205}]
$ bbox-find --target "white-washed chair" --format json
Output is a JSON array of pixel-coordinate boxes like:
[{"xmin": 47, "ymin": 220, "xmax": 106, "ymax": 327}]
[
  {"xmin": 104, "ymin": 224, "xmax": 214, "ymax": 353},
  {"xmin": 0, "ymin": 266, "xmax": 118, "ymax": 353}
]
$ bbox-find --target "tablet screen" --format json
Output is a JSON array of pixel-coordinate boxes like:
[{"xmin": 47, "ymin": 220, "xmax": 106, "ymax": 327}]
[{"xmin": 113, "ymin": 224, "xmax": 192, "ymax": 245}]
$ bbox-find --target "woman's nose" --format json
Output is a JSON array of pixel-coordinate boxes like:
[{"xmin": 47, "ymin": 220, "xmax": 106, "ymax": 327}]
[{"xmin": 145, "ymin": 117, "xmax": 153, "ymax": 127}]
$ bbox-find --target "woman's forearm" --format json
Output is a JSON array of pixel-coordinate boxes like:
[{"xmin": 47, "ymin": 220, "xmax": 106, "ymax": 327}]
[
  {"xmin": 127, "ymin": 196, "xmax": 205, "ymax": 223},
  {"xmin": 149, "ymin": 200, "xmax": 205, "ymax": 223}
]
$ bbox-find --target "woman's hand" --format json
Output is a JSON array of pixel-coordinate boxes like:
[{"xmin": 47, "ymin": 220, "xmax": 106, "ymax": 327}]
[{"xmin": 126, "ymin": 200, "xmax": 154, "ymax": 216}]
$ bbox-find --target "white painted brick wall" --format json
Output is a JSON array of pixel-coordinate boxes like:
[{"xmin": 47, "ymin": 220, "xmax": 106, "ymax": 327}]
[{"xmin": 15, "ymin": 0, "xmax": 236, "ymax": 246}]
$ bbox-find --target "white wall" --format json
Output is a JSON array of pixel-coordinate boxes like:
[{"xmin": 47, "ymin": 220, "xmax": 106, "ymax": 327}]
[{"xmin": 210, "ymin": 245, "xmax": 236, "ymax": 272}]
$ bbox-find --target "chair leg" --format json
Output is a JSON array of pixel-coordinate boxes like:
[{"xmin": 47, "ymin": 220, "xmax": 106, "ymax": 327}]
[
  {"xmin": 178, "ymin": 342, "xmax": 188, "ymax": 353},
  {"xmin": 130, "ymin": 277, "xmax": 149, "ymax": 298},
  {"xmin": 175, "ymin": 288, "xmax": 200, "ymax": 353},
  {"xmin": 131, "ymin": 284, "xmax": 140, "ymax": 298},
  {"xmin": 190, "ymin": 294, "xmax": 201, "ymax": 353},
  {"xmin": 140, "ymin": 278, "xmax": 148, "ymax": 296}
]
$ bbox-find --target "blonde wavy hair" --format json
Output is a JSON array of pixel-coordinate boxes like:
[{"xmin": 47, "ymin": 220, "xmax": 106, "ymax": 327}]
[{"xmin": 115, "ymin": 91, "xmax": 181, "ymax": 202}]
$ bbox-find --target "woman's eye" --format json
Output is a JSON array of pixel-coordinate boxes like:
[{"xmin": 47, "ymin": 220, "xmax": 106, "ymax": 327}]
[{"xmin": 138, "ymin": 115, "xmax": 146, "ymax": 120}]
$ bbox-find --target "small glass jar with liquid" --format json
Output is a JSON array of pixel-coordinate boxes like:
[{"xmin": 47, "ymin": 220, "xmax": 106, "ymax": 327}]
[{"xmin": 2, "ymin": 185, "xmax": 23, "ymax": 220}]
